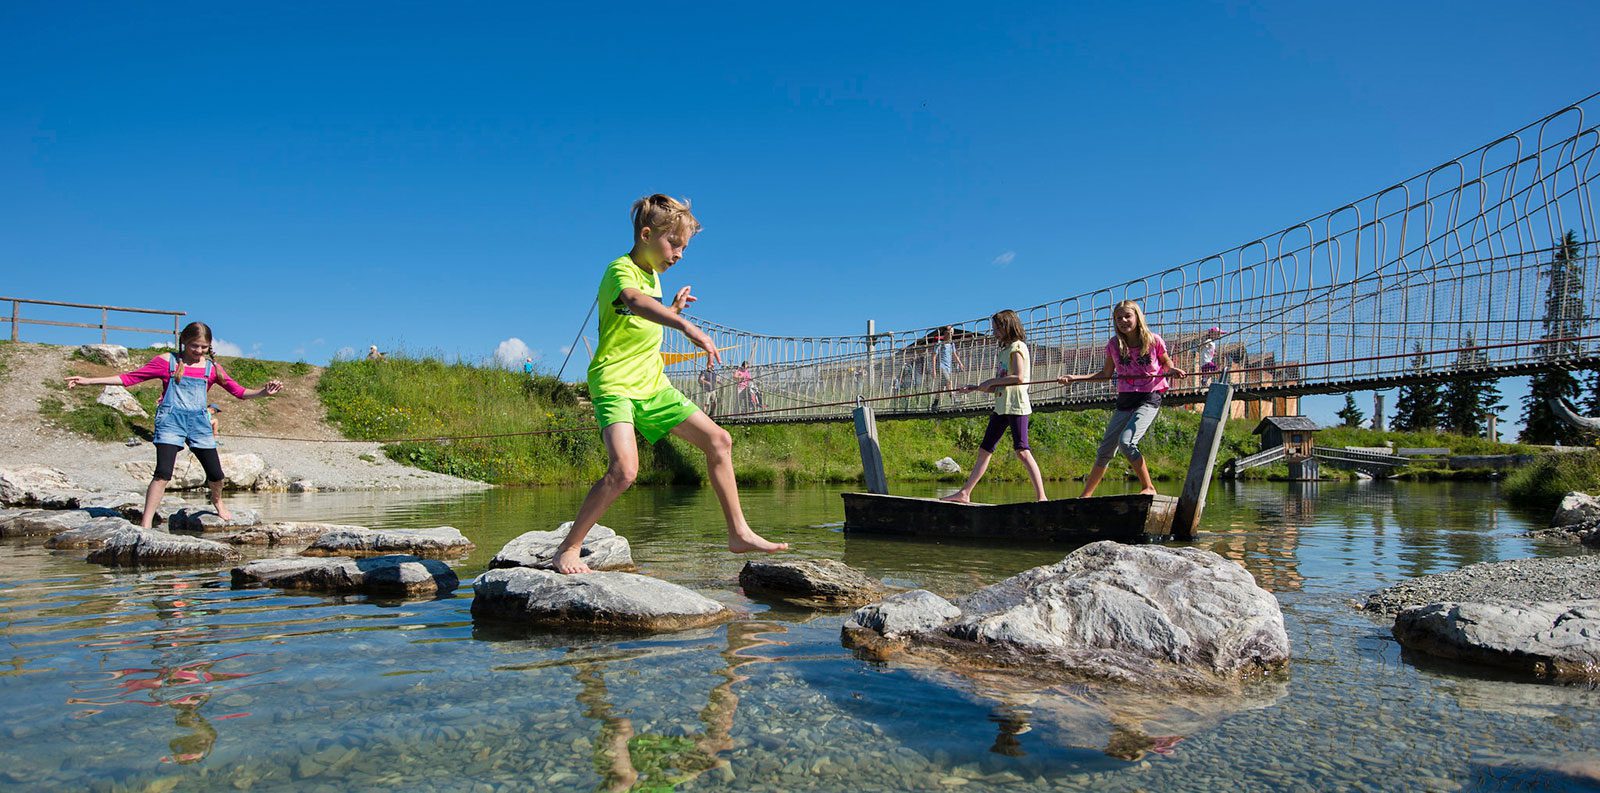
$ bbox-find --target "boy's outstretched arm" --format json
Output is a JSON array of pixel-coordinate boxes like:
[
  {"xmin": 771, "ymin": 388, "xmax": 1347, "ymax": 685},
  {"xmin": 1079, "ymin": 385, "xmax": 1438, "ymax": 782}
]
[{"xmin": 619, "ymin": 287, "xmax": 722, "ymax": 365}]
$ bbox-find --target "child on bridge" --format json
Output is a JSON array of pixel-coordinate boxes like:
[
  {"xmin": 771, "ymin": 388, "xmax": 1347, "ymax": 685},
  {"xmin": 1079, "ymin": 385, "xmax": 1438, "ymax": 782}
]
[
  {"xmin": 65, "ymin": 321, "xmax": 284, "ymax": 528},
  {"xmin": 552, "ymin": 194, "xmax": 788, "ymax": 574},
  {"xmin": 940, "ymin": 309, "xmax": 1047, "ymax": 503},
  {"xmin": 1058, "ymin": 300, "xmax": 1185, "ymax": 497}
]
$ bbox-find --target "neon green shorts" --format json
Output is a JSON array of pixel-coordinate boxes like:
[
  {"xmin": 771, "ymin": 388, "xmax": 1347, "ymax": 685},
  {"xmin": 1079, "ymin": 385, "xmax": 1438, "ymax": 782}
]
[{"xmin": 592, "ymin": 386, "xmax": 700, "ymax": 443}]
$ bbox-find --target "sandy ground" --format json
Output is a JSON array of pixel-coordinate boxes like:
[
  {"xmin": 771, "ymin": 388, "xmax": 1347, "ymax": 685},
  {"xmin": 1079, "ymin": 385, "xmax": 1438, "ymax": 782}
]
[{"xmin": 0, "ymin": 343, "xmax": 488, "ymax": 492}]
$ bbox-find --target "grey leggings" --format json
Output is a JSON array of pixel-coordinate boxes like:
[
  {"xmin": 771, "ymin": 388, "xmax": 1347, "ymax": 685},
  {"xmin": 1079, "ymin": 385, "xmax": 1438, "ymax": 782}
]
[{"xmin": 1094, "ymin": 404, "xmax": 1159, "ymax": 466}]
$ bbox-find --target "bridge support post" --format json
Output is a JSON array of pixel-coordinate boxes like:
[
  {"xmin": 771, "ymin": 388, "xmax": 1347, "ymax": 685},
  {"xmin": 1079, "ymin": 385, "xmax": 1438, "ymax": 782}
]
[
  {"xmin": 853, "ymin": 405, "xmax": 889, "ymax": 495},
  {"xmin": 1174, "ymin": 381, "xmax": 1233, "ymax": 540}
]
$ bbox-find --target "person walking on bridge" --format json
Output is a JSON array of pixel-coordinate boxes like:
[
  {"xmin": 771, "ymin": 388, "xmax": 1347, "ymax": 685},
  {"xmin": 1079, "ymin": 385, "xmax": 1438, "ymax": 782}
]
[{"xmin": 1059, "ymin": 300, "xmax": 1186, "ymax": 497}]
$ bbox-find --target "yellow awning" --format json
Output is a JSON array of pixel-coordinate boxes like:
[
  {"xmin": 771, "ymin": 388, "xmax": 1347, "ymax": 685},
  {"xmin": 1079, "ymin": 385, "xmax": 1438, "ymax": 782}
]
[{"xmin": 662, "ymin": 346, "xmax": 737, "ymax": 366}]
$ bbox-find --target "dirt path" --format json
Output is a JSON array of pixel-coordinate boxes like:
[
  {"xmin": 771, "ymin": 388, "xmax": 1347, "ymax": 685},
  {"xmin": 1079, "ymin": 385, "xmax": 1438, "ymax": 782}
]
[{"xmin": 0, "ymin": 343, "xmax": 488, "ymax": 492}]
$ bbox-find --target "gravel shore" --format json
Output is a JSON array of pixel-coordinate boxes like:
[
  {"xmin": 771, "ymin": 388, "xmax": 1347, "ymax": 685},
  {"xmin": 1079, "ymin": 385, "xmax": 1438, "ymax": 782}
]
[{"xmin": 1359, "ymin": 554, "xmax": 1600, "ymax": 615}]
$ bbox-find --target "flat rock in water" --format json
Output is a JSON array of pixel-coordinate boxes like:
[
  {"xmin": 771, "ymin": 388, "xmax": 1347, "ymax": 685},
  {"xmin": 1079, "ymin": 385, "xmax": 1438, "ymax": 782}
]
[
  {"xmin": 167, "ymin": 507, "xmax": 264, "ymax": 532},
  {"xmin": 1361, "ymin": 555, "xmax": 1600, "ymax": 615},
  {"xmin": 0, "ymin": 466, "xmax": 79, "ymax": 506},
  {"xmin": 1394, "ymin": 600, "xmax": 1600, "ymax": 680},
  {"xmin": 87, "ymin": 527, "xmax": 241, "ymax": 567},
  {"xmin": 739, "ymin": 559, "xmax": 892, "ymax": 606},
  {"xmin": 232, "ymin": 555, "xmax": 458, "ymax": 597},
  {"xmin": 1554, "ymin": 492, "xmax": 1600, "ymax": 527},
  {"xmin": 472, "ymin": 568, "xmax": 731, "ymax": 631},
  {"xmin": 850, "ymin": 590, "xmax": 961, "ymax": 638},
  {"xmin": 0, "ymin": 508, "xmax": 122, "ymax": 537},
  {"xmin": 489, "ymin": 523, "xmax": 632, "ymax": 571},
  {"xmin": 844, "ymin": 541, "xmax": 1289, "ymax": 689},
  {"xmin": 225, "ymin": 522, "xmax": 364, "ymax": 546},
  {"xmin": 303, "ymin": 526, "xmax": 473, "ymax": 558},
  {"xmin": 46, "ymin": 517, "xmax": 140, "ymax": 549}
]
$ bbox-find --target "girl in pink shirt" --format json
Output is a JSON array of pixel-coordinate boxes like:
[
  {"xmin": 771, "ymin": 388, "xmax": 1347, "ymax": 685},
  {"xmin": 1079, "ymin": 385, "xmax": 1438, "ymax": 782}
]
[
  {"xmin": 66, "ymin": 321, "xmax": 284, "ymax": 528},
  {"xmin": 1058, "ymin": 300, "xmax": 1186, "ymax": 497}
]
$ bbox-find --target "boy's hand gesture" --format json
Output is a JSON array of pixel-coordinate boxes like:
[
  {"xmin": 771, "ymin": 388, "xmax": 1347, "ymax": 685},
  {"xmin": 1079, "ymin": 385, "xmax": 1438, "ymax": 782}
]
[
  {"xmin": 671, "ymin": 286, "xmax": 697, "ymax": 314},
  {"xmin": 684, "ymin": 325, "xmax": 722, "ymax": 365}
]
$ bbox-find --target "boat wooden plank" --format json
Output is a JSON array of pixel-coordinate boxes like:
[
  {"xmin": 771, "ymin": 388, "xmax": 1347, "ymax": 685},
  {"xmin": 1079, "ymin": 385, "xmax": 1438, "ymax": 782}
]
[{"xmin": 841, "ymin": 492, "xmax": 1176, "ymax": 543}]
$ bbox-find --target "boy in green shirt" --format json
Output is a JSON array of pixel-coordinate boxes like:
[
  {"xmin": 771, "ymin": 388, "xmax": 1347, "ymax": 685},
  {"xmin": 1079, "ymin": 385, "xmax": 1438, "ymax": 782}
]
[{"xmin": 553, "ymin": 194, "xmax": 789, "ymax": 574}]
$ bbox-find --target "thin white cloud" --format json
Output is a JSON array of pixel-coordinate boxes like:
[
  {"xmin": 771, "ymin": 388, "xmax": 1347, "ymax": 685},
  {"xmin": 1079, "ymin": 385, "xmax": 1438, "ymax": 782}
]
[
  {"xmin": 213, "ymin": 339, "xmax": 244, "ymax": 357},
  {"xmin": 292, "ymin": 346, "xmax": 306, "ymax": 356},
  {"xmin": 335, "ymin": 346, "xmax": 356, "ymax": 360},
  {"xmin": 312, "ymin": 338, "xmax": 325, "ymax": 346},
  {"xmin": 560, "ymin": 345, "xmax": 572, "ymax": 355},
  {"xmin": 992, "ymin": 251, "xmax": 1017, "ymax": 266},
  {"xmin": 493, "ymin": 337, "xmax": 540, "ymax": 369}
]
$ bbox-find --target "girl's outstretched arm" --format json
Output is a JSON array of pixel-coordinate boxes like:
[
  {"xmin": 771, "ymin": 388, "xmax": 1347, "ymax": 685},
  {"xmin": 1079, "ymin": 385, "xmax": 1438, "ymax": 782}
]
[
  {"xmin": 1057, "ymin": 352, "xmax": 1116, "ymax": 385},
  {"xmin": 64, "ymin": 375, "xmax": 125, "ymax": 388},
  {"xmin": 213, "ymin": 362, "xmax": 284, "ymax": 400}
]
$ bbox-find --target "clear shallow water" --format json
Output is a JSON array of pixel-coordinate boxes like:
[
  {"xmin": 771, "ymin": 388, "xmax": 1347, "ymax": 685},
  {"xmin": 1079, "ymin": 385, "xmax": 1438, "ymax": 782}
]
[{"xmin": 2, "ymin": 480, "xmax": 1598, "ymax": 792}]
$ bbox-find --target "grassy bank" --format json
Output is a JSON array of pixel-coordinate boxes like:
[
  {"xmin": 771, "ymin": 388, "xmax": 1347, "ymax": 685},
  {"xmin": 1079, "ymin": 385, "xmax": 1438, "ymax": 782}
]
[
  {"xmin": 1504, "ymin": 449, "xmax": 1600, "ymax": 511},
  {"xmin": 316, "ymin": 355, "xmax": 1536, "ymax": 487}
]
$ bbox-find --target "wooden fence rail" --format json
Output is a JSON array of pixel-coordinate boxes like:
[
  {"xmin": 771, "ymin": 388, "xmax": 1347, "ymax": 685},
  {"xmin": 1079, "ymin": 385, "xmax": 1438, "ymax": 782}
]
[{"xmin": 3, "ymin": 297, "xmax": 185, "ymax": 345}]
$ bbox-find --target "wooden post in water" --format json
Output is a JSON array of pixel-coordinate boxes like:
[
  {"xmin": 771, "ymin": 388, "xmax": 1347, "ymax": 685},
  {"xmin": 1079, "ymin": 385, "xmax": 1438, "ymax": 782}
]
[
  {"xmin": 853, "ymin": 404, "xmax": 888, "ymax": 495},
  {"xmin": 1173, "ymin": 380, "xmax": 1234, "ymax": 539}
]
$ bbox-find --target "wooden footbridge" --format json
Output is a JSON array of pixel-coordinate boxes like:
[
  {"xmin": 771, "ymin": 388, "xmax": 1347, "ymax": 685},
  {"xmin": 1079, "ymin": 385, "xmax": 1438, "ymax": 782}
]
[{"xmin": 665, "ymin": 94, "xmax": 1600, "ymax": 425}]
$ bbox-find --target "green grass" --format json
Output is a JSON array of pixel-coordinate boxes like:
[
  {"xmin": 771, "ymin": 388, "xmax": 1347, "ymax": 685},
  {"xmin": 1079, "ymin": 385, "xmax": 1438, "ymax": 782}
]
[
  {"xmin": 1504, "ymin": 449, "xmax": 1600, "ymax": 511},
  {"xmin": 39, "ymin": 392, "xmax": 147, "ymax": 442}
]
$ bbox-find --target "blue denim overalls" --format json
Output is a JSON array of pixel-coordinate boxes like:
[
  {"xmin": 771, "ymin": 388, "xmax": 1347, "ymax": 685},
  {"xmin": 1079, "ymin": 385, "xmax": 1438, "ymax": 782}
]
[{"xmin": 152, "ymin": 354, "xmax": 218, "ymax": 449}]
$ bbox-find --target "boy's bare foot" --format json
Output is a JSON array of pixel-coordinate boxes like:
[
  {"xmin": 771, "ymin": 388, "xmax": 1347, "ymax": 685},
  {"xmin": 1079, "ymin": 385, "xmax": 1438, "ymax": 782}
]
[
  {"xmin": 212, "ymin": 501, "xmax": 233, "ymax": 522},
  {"xmin": 1138, "ymin": 487, "xmax": 1158, "ymax": 496},
  {"xmin": 728, "ymin": 530, "xmax": 787, "ymax": 554},
  {"xmin": 552, "ymin": 547, "xmax": 593, "ymax": 574},
  {"xmin": 940, "ymin": 492, "xmax": 970, "ymax": 503}
]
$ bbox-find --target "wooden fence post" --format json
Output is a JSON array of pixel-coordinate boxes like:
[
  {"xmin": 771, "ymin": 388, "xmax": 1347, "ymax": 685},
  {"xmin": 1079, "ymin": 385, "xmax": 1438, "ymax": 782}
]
[
  {"xmin": 9, "ymin": 300, "xmax": 16, "ymax": 342},
  {"xmin": 1173, "ymin": 380, "xmax": 1234, "ymax": 539}
]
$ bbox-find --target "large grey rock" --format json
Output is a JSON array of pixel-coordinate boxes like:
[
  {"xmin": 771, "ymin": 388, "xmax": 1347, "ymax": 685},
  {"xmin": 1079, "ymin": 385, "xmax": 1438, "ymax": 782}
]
[
  {"xmin": 225, "ymin": 522, "xmax": 364, "ymax": 547},
  {"xmin": 471, "ymin": 568, "xmax": 731, "ymax": 631},
  {"xmin": 88, "ymin": 527, "xmax": 241, "ymax": 567},
  {"xmin": 47, "ymin": 517, "xmax": 140, "ymax": 549},
  {"xmin": 166, "ymin": 507, "xmax": 263, "ymax": 532},
  {"xmin": 0, "ymin": 508, "xmax": 121, "ymax": 537},
  {"xmin": 303, "ymin": 526, "xmax": 473, "ymax": 559},
  {"xmin": 844, "ymin": 541, "xmax": 1289, "ymax": 689},
  {"xmin": 740, "ymin": 559, "xmax": 892, "ymax": 606},
  {"xmin": 1394, "ymin": 600, "xmax": 1600, "ymax": 680},
  {"xmin": 119, "ymin": 452, "xmax": 268, "ymax": 490},
  {"xmin": 849, "ymin": 590, "xmax": 961, "ymax": 638},
  {"xmin": 96, "ymin": 385, "xmax": 147, "ymax": 418},
  {"xmin": 934, "ymin": 456, "xmax": 962, "ymax": 474},
  {"xmin": 488, "ymin": 522, "xmax": 631, "ymax": 570},
  {"xmin": 232, "ymin": 555, "xmax": 458, "ymax": 597},
  {"xmin": 78, "ymin": 343, "xmax": 131, "ymax": 367},
  {"xmin": 0, "ymin": 466, "xmax": 80, "ymax": 506},
  {"xmin": 255, "ymin": 468, "xmax": 291, "ymax": 492},
  {"xmin": 1554, "ymin": 492, "xmax": 1600, "ymax": 527}
]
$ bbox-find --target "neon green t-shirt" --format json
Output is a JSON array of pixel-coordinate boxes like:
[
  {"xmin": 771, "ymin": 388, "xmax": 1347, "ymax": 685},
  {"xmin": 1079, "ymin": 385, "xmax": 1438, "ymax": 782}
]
[{"xmin": 588, "ymin": 255, "xmax": 671, "ymax": 398}]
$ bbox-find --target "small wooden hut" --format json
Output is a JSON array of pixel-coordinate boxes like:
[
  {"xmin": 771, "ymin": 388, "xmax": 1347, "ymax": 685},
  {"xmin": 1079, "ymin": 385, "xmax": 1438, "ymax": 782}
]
[{"xmin": 1252, "ymin": 416, "xmax": 1319, "ymax": 459}]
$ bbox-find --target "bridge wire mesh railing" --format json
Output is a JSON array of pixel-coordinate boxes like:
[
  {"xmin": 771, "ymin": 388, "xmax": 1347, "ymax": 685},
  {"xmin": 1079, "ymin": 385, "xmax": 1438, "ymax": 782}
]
[{"xmin": 662, "ymin": 94, "xmax": 1600, "ymax": 424}]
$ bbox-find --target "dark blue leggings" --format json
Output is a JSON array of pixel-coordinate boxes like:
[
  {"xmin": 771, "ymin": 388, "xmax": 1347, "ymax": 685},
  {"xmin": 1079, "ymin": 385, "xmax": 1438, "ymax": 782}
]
[{"xmin": 153, "ymin": 443, "xmax": 224, "ymax": 483}]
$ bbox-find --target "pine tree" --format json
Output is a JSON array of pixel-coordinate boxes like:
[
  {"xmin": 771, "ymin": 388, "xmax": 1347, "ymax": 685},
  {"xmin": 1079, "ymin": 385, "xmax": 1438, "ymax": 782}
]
[
  {"xmin": 1521, "ymin": 231, "xmax": 1589, "ymax": 444},
  {"xmin": 1443, "ymin": 333, "xmax": 1505, "ymax": 437},
  {"xmin": 1392, "ymin": 342, "xmax": 1444, "ymax": 431},
  {"xmin": 1336, "ymin": 394, "xmax": 1365, "ymax": 428}
]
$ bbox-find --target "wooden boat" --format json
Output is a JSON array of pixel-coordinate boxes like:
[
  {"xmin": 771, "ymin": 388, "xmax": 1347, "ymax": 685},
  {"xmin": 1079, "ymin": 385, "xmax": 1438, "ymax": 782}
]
[{"xmin": 841, "ymin": 492, "xmax": 1177, "ymax": 544}]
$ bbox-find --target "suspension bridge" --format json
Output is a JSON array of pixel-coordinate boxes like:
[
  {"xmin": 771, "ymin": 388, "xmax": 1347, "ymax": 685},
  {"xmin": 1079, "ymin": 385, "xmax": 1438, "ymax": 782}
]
[{"xmin": 661, "ymin": 94, "xmax": 1600, "ymax": 425}]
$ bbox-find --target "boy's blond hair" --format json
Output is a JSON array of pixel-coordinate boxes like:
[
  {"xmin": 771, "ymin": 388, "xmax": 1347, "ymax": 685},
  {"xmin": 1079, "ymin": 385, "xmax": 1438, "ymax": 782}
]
[{"xmin": 631, "ymin": 194, "xmax": 702, "ymax": 240}]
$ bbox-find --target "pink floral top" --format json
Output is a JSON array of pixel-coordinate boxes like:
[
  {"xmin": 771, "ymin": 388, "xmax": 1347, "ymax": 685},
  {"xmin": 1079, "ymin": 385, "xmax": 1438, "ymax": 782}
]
[{"xmin": 1107, "ymin": 334, "xmax": 1168, "ymax": 393}]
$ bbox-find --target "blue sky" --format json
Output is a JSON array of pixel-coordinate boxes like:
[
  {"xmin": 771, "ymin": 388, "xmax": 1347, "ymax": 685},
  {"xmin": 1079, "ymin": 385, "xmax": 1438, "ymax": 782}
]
[{"xmin": 5, "ymin": 2, "xmax": 1598, "ymax": 434}]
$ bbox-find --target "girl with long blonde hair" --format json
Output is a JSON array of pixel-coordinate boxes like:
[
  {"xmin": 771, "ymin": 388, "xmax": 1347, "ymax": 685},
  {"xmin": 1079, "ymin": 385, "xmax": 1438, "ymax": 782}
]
[{"xmin": 1058, "ymin": 300, "xmax": 1186, "ymax": 497}]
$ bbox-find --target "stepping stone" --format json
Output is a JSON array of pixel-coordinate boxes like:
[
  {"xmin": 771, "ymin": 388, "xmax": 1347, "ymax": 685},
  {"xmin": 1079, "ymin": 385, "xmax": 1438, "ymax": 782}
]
[
  {"xmin": 0, "ymin": 466, "xmax": 79, "ymax": 506},
  {"xmin": 1393, "ymin": 600, "xmax": 1600, "ymax": 681},
  {"xmin": 489, "ymin": 523, "xmax": 632, "ymax": 571},
  {"xmin": 303, "ymin": 526, "xmax": 474, "ymax": 559},
  {"xmin": 232, "ymin": 555, "xmax": 458, "ymax": 597},
  {"xmin": 47, "ymin": 517, "xmax": 140, "ymax": 549},
  {"xmin": 225, "ymin": 522, "xmax": 364, "ymax": 547},
  {"xmin": 87, "ymin": 527, "xmax": 241, "ymax": 567},
  {"xmin": 0, "ymin": 508, "xmax": 119, "ymax": 538},
  {"xmin": 740, "ymin": 559, "xmax": 892, "ymax": 607},
  {"xmin": 167, "ymin": 507, "xmax": 264, "ymax": 532},
  {"xmin": 848, "ymin": 590, "xmax": 962, "ymax": 639},
  {"xmin": 471, "ymin": 568, "xmax": 731, "ymax": 631}
]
